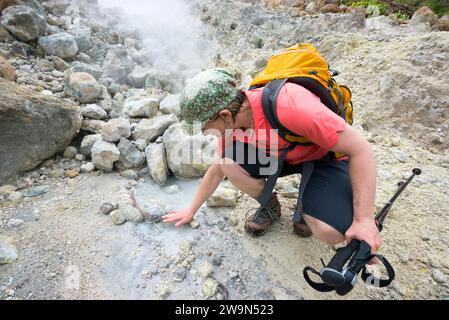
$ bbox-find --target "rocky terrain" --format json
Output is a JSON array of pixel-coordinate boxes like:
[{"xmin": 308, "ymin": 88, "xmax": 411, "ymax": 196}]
[{"xmin": 0, "ymin": 0, "xmax": 448, "ymax": 300}]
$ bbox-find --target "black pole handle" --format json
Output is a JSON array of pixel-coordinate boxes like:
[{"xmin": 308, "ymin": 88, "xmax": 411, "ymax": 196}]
[{"xmin": 327, "ymin": 240, "xmax": 360, "ymax": 271}]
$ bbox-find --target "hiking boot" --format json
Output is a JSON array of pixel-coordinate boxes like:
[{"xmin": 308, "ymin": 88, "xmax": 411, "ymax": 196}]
[
  {"xmin": 244, "ymin": 193, "xmax": 281, "ymax": 237},
  {"xmin": 293, "ymin": 216, "xmax": 313, "ymax": 238}
]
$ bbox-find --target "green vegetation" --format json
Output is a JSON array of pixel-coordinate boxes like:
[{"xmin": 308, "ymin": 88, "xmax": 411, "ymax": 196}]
[
  {"xmin": 395, "ymin": 9, "xmax": 410, "ymax": 19},
  {"xmin": 351, "ymin": 0, "xmax": 391, "ymax": 17}
]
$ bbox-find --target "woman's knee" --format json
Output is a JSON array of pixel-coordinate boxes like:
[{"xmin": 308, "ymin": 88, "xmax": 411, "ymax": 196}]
[{"xmin": 303, "ymin": 214, "xmax": 346, "ymax": 246}]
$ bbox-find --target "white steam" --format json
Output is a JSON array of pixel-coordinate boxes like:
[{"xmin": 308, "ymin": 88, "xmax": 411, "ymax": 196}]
[{"xmin": 97, "ymin": 0, "xmax": 211, "ymax": 78}]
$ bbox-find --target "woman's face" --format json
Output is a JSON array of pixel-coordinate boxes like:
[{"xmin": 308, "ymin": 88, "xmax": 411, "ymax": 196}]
[{"xmin": 202, "ymin": 110, "xmax": 234, "ymax": 138}]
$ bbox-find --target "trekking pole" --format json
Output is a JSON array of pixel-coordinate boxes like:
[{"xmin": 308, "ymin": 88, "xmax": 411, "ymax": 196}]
[{"xmin": 303, "ymin": 168, "xmax": 422, "ymax": 295}]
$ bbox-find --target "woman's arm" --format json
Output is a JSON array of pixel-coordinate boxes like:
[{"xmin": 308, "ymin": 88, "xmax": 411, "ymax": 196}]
[
  {"xmin": 162, "ymin": 163, "xmax": 224, "ymax": 227},
  {"xmin": 331, "ymin": 124, "xmax": 381, "ymax": 253}
]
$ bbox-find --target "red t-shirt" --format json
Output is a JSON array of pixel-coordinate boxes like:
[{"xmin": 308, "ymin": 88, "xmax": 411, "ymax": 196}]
[{"xmin": 217, "ymin": 83, "xmax": 348, "ymax": 164}]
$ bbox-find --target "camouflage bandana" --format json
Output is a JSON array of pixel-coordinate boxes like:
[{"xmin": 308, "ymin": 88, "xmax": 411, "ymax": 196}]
[{"xmin": 180, "ymin": 69, "xmax": 238, "ymax": 133}]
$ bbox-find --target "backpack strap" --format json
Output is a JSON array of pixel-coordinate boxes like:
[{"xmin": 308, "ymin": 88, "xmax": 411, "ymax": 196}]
[{"xmin": 261, "ymin": 79, "xmax": 314, "ymax": 146}]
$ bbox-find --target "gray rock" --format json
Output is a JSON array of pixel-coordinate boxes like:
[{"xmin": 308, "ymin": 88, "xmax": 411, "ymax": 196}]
[
  {"xmin": 76, "ymin": 52, "xmax": 92, "ymax": 64},
  {"xmin": 134, "ymin": 196, "xmax": 166, "ymax": 223},
  {"xmin": 71, "ymin": 62, "xmax": 102, "ymax": 80},
  {"xmin": 174, "ymin": 268, "xmax": 187, "ymax": 282},
  {"xmin": 121, "ymin": 169, "xmax": 138, "ymax": 180},
  {"xmin": 80, "ymin": 134, "xmax": 102, "ymax": 156},
  {"xmin": 81, "ymin": 119, "xmax": 105, "ymax": 133},
  {"xmin": 134, "ymin": 139, "xmax": 148, "ymax": 151},
  {"xmin": 39, "ymin": 33, "xmax": 79, "ymax": 59},
  {"xmin": 159, "ymin": 94, "xmax": 181, "ymax": 116},
  {"xmin": 163, "ymin": 123, "xmax": 215, "ymax": 179},
  {"xmin": 145, "ymin": 138, "xmax": 169, "ymax": 186},
  {"xmin": 101, "ymin": 118, "xmax": 131, "ymax": 142},
  {"xmin": 72, "ymin": 27, "xmax": 93, "ymax": 52},
  {"xmin": 123, "ymin": 97, "xmax": 159, "ymax": 118},
  {"xmin": 190, "ymin": 220, "xmax": 200, "ymax": 229},
  {"xmin": 63, "ymin": 146, "xmax": 78, "ymax": 159},
  {"xmin": 7, "ymin": 191, "xmax": 23, "ymax": 202},
  {"xmin": 133, "ymin": 114, "xmax": 178, "ymax": 143},
  {"xmin": 394, "ymin": 150, "xmax": 408, "ymax": 163},
  {"xmin": 42, "ymin": 0, "xmax": 71, "ymax": 16},
  {"xmin": 207, "ymin": 186, "xmax": 239, "ymax": 207},
  {"xmin": 91, "ymin": 140, "xmax": 120, "ymax": 172},
  {"xmin": 102, "ymin": 45, "xmax": 135, "ymax": 84},
  {"xmin": 121, "ymin": 204, "xmax": 143, "ymax": 223},
  {"xmin": 80, "ymin": 162, "xmax": 95, "ymax": 173},
  {"xmin": 127, "ymin": 65, "xmax": 151, "ymax": 88},
  {"xmin": 0, "ymin": 235, "xmax": 18, "ymax": 265},
  {"xmin": 53, "ymin": 56, "xmax": 70, "ymax": 71},
  {"xmin": 0, "ymin": 5, "xmax": 47, "ymax": 42},
  {"xmin": 198, "ymin": 261, "xmax": 214, "ymax": 278},
  {"xmin": 0, "ymin": 79, "xmax": 81, "ymax": 185},
  {"xmin": 411, "ymin": 6, "xmax": 439, "ymax": 26},
  {"xmin": 117, "ymin": 138, "xmax": 145, "ymax": 170},
  {"xmin": 432, "ymin": 269, "xmax": 447, "ymax": 284},
  {"xmin": 24, "ymin": 185, "xmax": 50, "ymax": 197},
  {"xmin": 100, "ymin": 202, "xmax": 118, "ymax": 215},
  {"xmin": 145, "ymin": 69, "xmax": 180, "ymax": 92},
  {"xmin": 110, "ymin": 209, "xmax": 126, "ymax": 225},
  {"xmin": 81, "ymin": 104, "xmax": 107, "ymax": 120},
  {"xmin": 7, "ymin": 218, "xmax": 24, "ymax": 229},
  {"xmin": 64, "ymin": 71, "xmax": 101, "ymax": 103}
]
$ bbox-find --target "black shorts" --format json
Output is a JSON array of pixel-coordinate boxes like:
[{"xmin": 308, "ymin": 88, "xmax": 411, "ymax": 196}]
[{"xmin": 222, "ymin": 141, "xmax": 354, "ymax": 234}]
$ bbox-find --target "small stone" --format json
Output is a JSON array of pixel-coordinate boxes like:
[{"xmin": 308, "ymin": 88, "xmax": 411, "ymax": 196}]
[
  {"xmin": 207, "ymin": 187, "xmax": 238, "ymax": 207},
  {"xmin": 399, "ymin": 254, "xmax": 410, "ymax": 264},
  {"xmin": 0, "ymin": 185, "xmax": 17, "ymax": 196},
  {"xmin": 189, "ymin": 220, "xmax": 200, "ymax": 229},
  {"xmin": 80, "ymin": 162, "xmax": 95, "ymax": 173},
  {"xmin": 212, "ymin": 254, "xmax": 223, "ymax": 266},
  {"xmin": 101, "ymin": 118, "xmax": 131, "ymax": 143},
  {"xmin": 155, "ymin": 284, "xmax": 171, "ymax": 298},
  {"xmin": 228, "ymin": 215, "xmax": 239, "ymax": 227},
  {"xmin": 432, "ymin": 269, "xmax": 447, "ymax": 284},
  {"xmin": 174, "ymin": 268, "xmax": 187, "ymax": 282},
  {"xmin": 110, "ymin": 209, "xmax": 126, "ymax": 225},
  {"xmin": 7, "ymin": 219, "xmax": 24, "ymax": 229},
  {"xmin": 394, "ymin": 150, "xmax": 408, "ymax": 163},
  {"xmin": 164, "ymin": 185, "xmax": 180, "ymax": 194},
  {"xmin": 63, "ymin": 146, "xmax": 78, "ymax": 159},
  {"xmin": 134, "ymin": 139, "xmax": 147, "ymax": 151},
  {"xmin": 7, "ymin": 191, "xmax": 23, "ymax": 202},
  {"xmin": 64, "ymin": 169, "xmax": 79, "ymax": 178},
  {"xmin": 100, "ymin": 202, "xmax": 118, "ymax": 215},
  {"xmin": 121, "ymin": 170, "xmax": 139, "ymax": 181},
  {"xmin": 75, "ymin": 154, "xmax": 86, "ymax": 161},
  {"xmin": 198, "ymin": 261, "xmax": 214, "ymax": 278},
  {"xmin": 81, "ymin": 104, "xmax": 107, "ymax": 120},
  {"xmin": 121, "ymin": 205, "xmax": 143, "ymax": 223},
  {"xmin": 0, "ymin": 235, "xmax": 18, "ymax": 265},
  {"xmin": 202, "ymin": 278, "xmax": 219, "ymax": 298},
  {"xmin": 24, "ymin": 185, "xmax": 50, "ymax": 197}
]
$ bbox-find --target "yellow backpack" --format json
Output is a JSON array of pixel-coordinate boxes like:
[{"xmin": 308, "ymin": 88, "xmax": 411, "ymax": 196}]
[{"xmin": 249, "ymin": 43, "xmax": 353, "ymax": 149}]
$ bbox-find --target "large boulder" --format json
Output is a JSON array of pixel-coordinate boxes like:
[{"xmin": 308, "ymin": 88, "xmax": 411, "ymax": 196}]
[
  {"xmin": 102, "ymin": 45, "xmax": 135, "ymax": 84},
  {"xmin": 145, "ymin": 137, "xmax": 168, "ymax": 185},
  {"xmin": 159, "ymin": 94, "xmax": 181, "ymax": 116},
  {"xmin": 72, "ymin": 26, "xmax": 93, "ymax": 52},
  {"xmin": 80, "ymin": 133, "xmax": 102, "ymax": 156},
  {"xmin": 163, "ymin": 123, "xmax": 215, "ymax": 179},
  {"xmin": 133, "ymin": 114, "xmax": 178, "ymax": 143},
  {"xmin": 64, "ymin": 71, "xmax": 101, "ymax": 103},
  {"xmin": 42, "ymin": 0, "xmax": 70, "ymax": 16},
  {"xmin": 127, "ymin": 65, "xmax": 151, "ymax": 88},
  {"xmin": 0, "ymin": 5, "xmax": 47, "ymax": 41},
  {"xmin": 123, "ymin": 96, "xmax": 159, "ymax": 118},
  {"xmin": 0, "ymin": 55, "xmax": 16, "ymax": 81},
  {"xmin": 0, "ymin": 79, "xmax": 81, "ymax": 184},
  {"xmin": 100, "ymin": 118, "xmax": 131, "ymax": 142},
  {"xmin": 434, "ymin": 14, "xmax": 449, "ymax": 31},
  {"xmin": 116, "ymin": 137, "xmax": 145, "ymax": 170},
  {"xmin": 411, "ymin": 6, "xmax": 439, "ymax": 26},
  {"xmin": 38, "ymin": 32, "xmax": 79, "ymax": 59},
  {"xmin": 91, "ymin": 140, "xmax": 120, "ymax": 172}
]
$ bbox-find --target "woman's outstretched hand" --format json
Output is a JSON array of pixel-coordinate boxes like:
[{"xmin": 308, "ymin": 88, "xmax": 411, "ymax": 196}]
[{"xmin": 162, "ymin": 207, "xmax": 195, "ymax": 227}]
